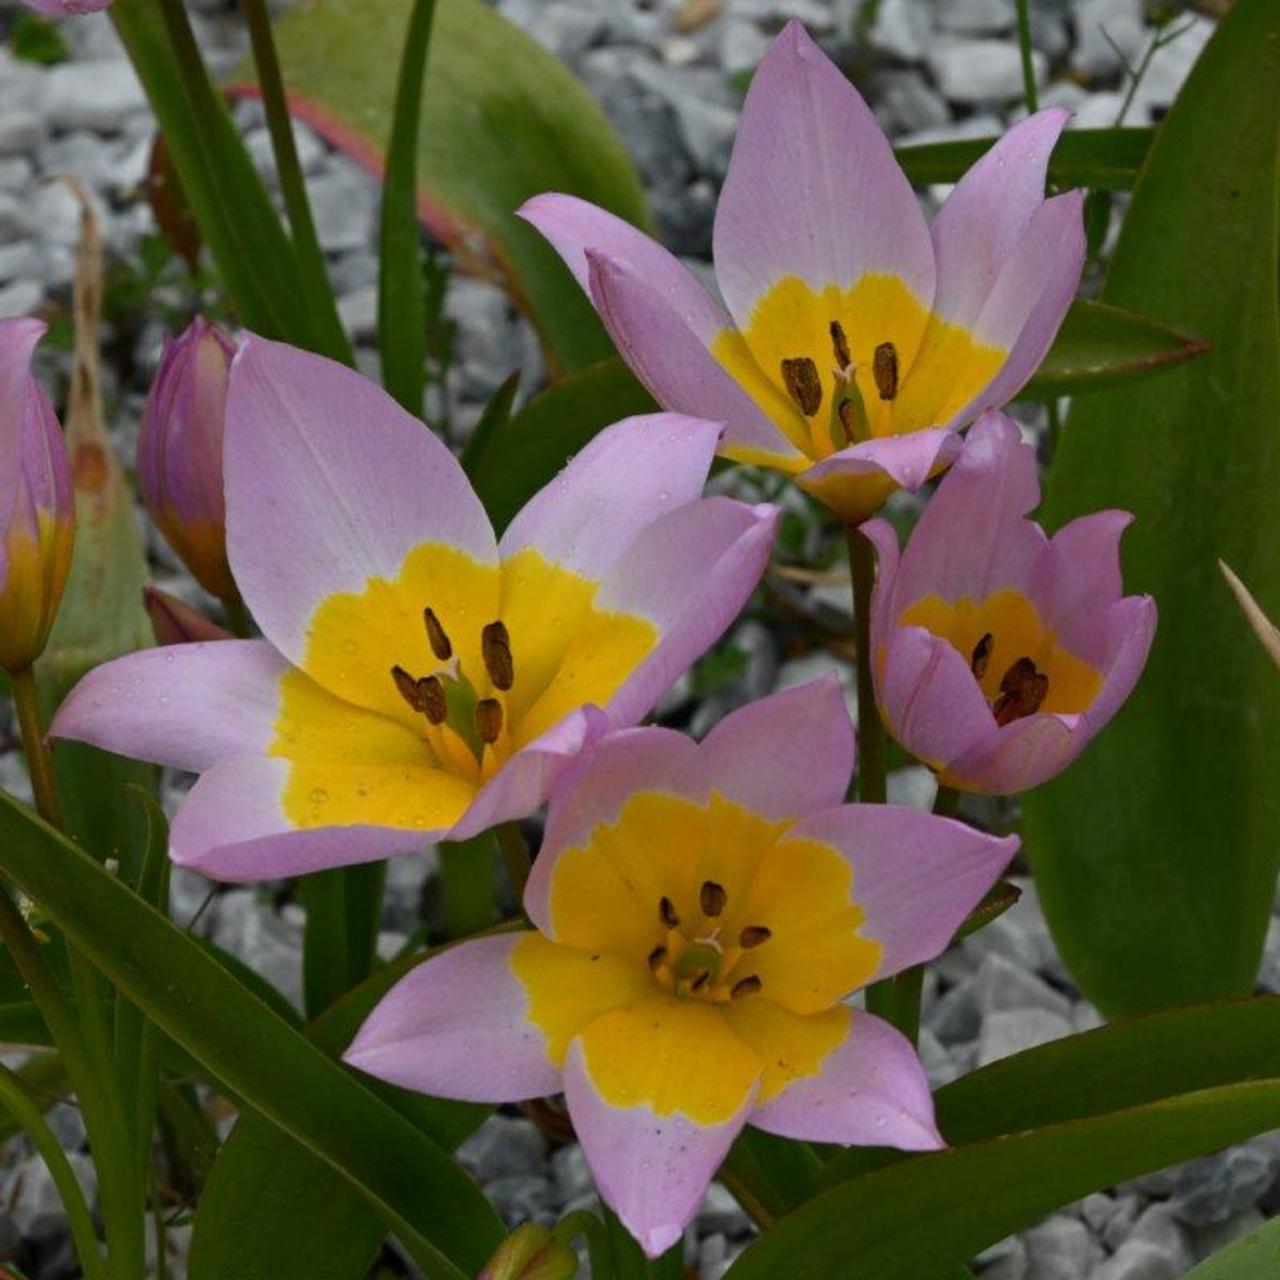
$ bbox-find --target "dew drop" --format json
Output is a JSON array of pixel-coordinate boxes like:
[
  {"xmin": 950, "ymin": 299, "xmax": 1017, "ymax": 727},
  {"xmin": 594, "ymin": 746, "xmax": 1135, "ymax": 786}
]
[
  {"xmin": 308, "ymin": 787, "xmax": 328, "ymax": 805},
  {"xmin": 341, "ymin": 638, "xmax": 359, "ymax": 655}
]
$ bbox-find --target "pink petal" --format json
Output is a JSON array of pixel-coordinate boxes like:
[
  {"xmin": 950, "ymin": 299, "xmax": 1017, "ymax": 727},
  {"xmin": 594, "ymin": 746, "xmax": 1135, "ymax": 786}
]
[
  {"xmin": 942, "ymin": 713, "xmax": 1080, "ymax": 796},
  {"xmin": 749, "ymin": 1009, "xmax": 942, "ymax": 1150},
  {"xmin": 589, "ymin": 497, "xmax": 780, "ymax": 729},
  {"xmin": 518, "ymin": 193, "xmax": 728, "ymax": 345},
  {"xmin": 528, "ymin": 724, "xmax": 703, "ymax": 936},
  {"xmin": 48, "ymin": 641, "xmax": 287, "ymax": 773},
  {"xmin": 712, "ymin": 21, "xmax": 934, "ymax": 331},
  {"xmin": 0, "ymin": 318, "xmax": 47, "ymax": 545},
  {"xmin": 862, "ymin": 516, "xmax": 902, "ymax": 660},
  {"xmin": 790, "ymin": 802, "xmax": 1017, "ymax": 982},
  {"xmin": 564, "ymin": 1038, "xmax": 754, "ymax": 1259},
  {"xmin": 343, "ymin": 933, "xmax": 559, "ymax": 1102},
  {"xmin": 498, "ymin": 413, "xmax": 722, "ymax": 582},
  {"xmin": 930, "ymin": 109, "xmax": 1072, "ymax": 328},
  {"xmin": 887, "ymin": 411, "xmax": 1045, "ymax": 605},
  {"xmin": 586, "ymin": 253, "xmax": 800, "ymax": 462},
  {"xmin": 1081, "ymin": 595, "xmax": 1157, "ymax": 739},
  {"xmin": 169, "ymin": 756, "xmax": 454, "ymax": 882},
  {"xmin": 224, "ymin": 336, "xmax": 497, "ymax": 669},
  {"xmin": 797, "ymin": 428, "xmax": 961, "ymax": 524},
  {"xmin": 448, "ymin": 704, "xmax": 613, "ymax": 841},
  {"xmin": 945, "ymin": 192, "xmax": 1085, "ymax": 430},
  {"xmin": 701, "ymin": 676, "xmax": 855, "ymax": 821},
  {"xmin": 877, "ymin": 625, "xmax": 995, "ymax": 768}
]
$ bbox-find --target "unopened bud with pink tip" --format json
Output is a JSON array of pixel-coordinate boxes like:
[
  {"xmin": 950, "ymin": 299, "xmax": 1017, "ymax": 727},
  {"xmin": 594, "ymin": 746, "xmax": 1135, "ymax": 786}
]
[
  {"xmin": 137, "ymin": 317, "xmax": 238, "ymax": 603},
  {"xmin": 0, "ymin": 318, "xmax": 75, "ymax": 674}
]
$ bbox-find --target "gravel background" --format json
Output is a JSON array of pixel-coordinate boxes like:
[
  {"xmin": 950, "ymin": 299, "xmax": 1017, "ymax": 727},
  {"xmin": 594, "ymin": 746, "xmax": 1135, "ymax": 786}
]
[{"xmin": 0, "ymin": 1, "xmax": 1267, "ymax": 1278}]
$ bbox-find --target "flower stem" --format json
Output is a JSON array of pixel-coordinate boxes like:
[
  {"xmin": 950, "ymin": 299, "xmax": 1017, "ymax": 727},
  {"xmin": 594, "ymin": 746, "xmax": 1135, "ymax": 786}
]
[
  {"xmin": 496, "ymin": 821, "xmax": 532, "ymax": 902},
  {"xmin": 1014, "ymin": 0, "xmax": 1039, "ymax": 112},
  {"xmin": 11, "ymin": 666, "xmax": 63, "ymax": 828},
  {"xmin": 933, "ymin": 784, "xmax": 962, "ymax": 819},
  {"xmin": 847, "ymin": 526, "xmax": 887, "ymax": 804},
  {"xmin": 239, "ymin": 0, "xmax": 353, "ymax": 366},
  {"xmin": 0, "ymin": 1063, "xmax": 107, "ymax": 1280}
]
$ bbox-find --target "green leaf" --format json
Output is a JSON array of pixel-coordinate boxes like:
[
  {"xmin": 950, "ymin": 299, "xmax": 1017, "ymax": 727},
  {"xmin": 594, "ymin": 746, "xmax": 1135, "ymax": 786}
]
[
  {"xmin": 1022, "ymin": 299, "xmax": 1209, "ymax": 400},
  {"xmin": 377, "ymin": 0, "xmax": 438, "ymax": 415},
  {"xmin": 894, "ymin": 127, "xmax": 1153, "ymax": 191},
  {"xmin": 1185, "ymin": 1217, "xmax": 1280, "ymax": 1278},
  {"xmin": 0, "ymin": 794, "xmax": 502, "ymax": 1279},
  {"xmin": 820, "ymin": 997, "xmax": 1280, "ymax": 1190},
  {"xmin": 726, "ymin": 1082, "xmax": 1280, "ymax": 1280},
  {"xmin": 10, "ymin": 12, "xmax": 70, "ymax": 66},
  {"xmin": 190, "ymin": 947, "xmax": 489, "ymax": 1280},
  {"xmin": 463, "ymin": 359, "xmax": 657, "ymax": 532},
  {"xmin": 1022, "ymin": 0, "xmax": 1280, "ymax": 1015},
  {"xmin": 109, "ymin": 0, "xmax": 341, "ymax": 357},
  {"xmin": 226, "ymin": 0, "xmax": 653, "ymax": 375}
]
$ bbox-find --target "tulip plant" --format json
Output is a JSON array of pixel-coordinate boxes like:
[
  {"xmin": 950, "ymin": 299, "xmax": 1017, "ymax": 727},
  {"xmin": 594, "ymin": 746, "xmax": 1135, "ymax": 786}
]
[{"xmin": 2, "ymin": 1, "xmax": 1279, "ymax": 1279}]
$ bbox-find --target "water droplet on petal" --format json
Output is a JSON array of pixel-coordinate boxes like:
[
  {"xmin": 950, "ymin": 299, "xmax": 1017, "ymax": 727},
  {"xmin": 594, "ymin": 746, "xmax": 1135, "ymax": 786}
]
[{"xmin": 309, "ymin": 787, "xmax": 328, "ymax": 805}]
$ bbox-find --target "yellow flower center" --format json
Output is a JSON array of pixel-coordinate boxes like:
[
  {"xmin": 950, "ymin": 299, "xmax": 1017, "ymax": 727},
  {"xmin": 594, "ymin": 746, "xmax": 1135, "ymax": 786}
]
[
  {"xmin": 896, "ymin": 589, "xmax": 1104, "ymax": 722},
  {"xmin": 710, "ymin": 273, "xmax": 1007, "ymax": 466},
  {"xmin": 269, "ymin": 543, "xmax": 658, "ymax": 833},
  {"xmin": 509, "ymin": 791, "xmax": 884, "ymax": 1124}
]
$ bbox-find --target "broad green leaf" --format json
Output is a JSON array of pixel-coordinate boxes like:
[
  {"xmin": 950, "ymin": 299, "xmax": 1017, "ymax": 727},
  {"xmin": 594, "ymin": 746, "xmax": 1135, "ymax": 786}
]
[
  {"xmin": 726, "ymin": 1082, "xmax": 1280, "ymax": 1279},
  {"xmin": 1022, "ymin": 300, "xmax": 1209, "ymax": 400},
  {"xmin": 820, "ymin": 997, "xmax": 1280, "ymax": 1190},
  {"xmin": 1022, "ymin": 0, "xmax": 1280, "ymax": 1014},
  {"xmin": 226, "ymin": 0, "xmax": 652, "ymax": 375},
  {"xmin": 895, "ymin": 127, "xmax": 1153, "ymax": 191},
  {"xmin": 0, "ymin": 795, "xmax": 502, "ymax": 1279},
  {"xmin": 190, "ymin": 946, "xmax": 489, "ymax": 1280},
  {"xmin": 464, "ymin": 359, "xmax": 657, "ymax": 531},
  {"xmin": 1185, "ymin": 1217, "xmax": 1280, "ymax": 1278},
  {"xmin": 109, "ymin": 0, "xmax": 349, "ymax": 360}
]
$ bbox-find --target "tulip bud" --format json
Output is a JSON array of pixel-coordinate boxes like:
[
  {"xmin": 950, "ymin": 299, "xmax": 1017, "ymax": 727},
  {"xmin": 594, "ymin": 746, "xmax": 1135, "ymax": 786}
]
[
  {"xmin": 137, "ymin": 317, "xmax": 237, "ymax": 601},
  {"xmin": 477, "ymin": 1224, "xmax": 577, "ymax": 1280},
  {"xmin": 143, "ymin": 585, "xmax": 232, "ymax": 646},
  {"xmin": 0, "ymin": 318, "xmax": 75, "ymax": 674}
]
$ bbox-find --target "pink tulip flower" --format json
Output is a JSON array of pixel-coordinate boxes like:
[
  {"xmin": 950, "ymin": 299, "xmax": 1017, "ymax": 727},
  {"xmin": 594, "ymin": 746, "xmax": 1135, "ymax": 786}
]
[
  {"xmin": 345, "ymin": 678, "xmax": 1016, "ymax": 1257},
  {"xmin": 52, "ymin": 337, "xmax": 778, "ymax": 880},
  {"xmin": 520, "ymin": 20, "xmax": 1084, "ymax": 523},
  {"xmin": 866, "ymin": 410, "xmax": 1156, "ymax": 794},
  {"xmin": 0, "ymin": 318, "xmax": 75, "ymax": 674}
]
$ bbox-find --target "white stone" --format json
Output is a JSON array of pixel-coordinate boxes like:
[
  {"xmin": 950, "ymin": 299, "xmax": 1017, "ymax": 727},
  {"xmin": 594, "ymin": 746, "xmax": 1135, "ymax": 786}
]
[
  {"xmin": 244, "ymin": 121, "xmax": 326, "ymax": 186},
  {"xmin": 0, "ymin": 110, "xmax": 44, "ymax": 156},
  {"xmin": 0, "ymin": 278, "xmax": 44, "ymax": 320},
  {"xmin": 45, "ymin": 59, "xmax": 148, "ymax": 132},
  {"xmin": 0, "ymin": 240, "xmax": 38, "ymax": 283},
  {"xmin": 930, "ymin": 38, "xmax": 1047, "ymax": 104},
  {"xmin": 1090, "ymin": 1242, "xmax": 1178, "ymax": 1280},
  {"xmin": 1126, "ymin": 1202, "xmax": 1195, "ymax": 1272},
  {"xmin": 527, "ymin": 0, "xmax": 604, "ymax": 62},
  {"xmin": 720, "ymin": 18, "xmax": 771, "ymax": 74},
  {"xmin": 977, "ymin": 1007, "xmax": 1071, "ymax": 1067},
  {"xmin": 308, "ymin": 165, "xmax": 377, "ymax": 253},
  {"xmin": 1024, "ymin": 1215, "xmax": 1092, "ymax": 1280},
  {"xmin": 337, "ymin": 283, "xmax": 378, "ymax": 342},
  {"xmin": 1072, "ymin": 0, "xmax": 1146, "ymax": 80},
  {"xmin": 878, "ymin": 70, "xmax": 951, "ymax": 134},
  {"xmin": 937, "ymin": 0, "xmax": 1014, "ymax": 35},
  {"xmin": 869, "ymin": 0, "xmax": 931, "ymax": 61}
]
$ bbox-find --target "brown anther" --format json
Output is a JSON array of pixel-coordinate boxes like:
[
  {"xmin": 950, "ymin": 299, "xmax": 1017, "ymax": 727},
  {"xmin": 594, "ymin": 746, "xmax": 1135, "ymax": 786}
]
[
  {"xmin": 739, "ymin": 925, "xmax": 771, "ymax": 949},
  {"xmin": 419, "ymin": 675, "xmax": 447, "ymax": 725},
  {"xmin": 648, "ymin": 945, "xmax": 668, "ymax": 972},
  {"xmin": 992, "ymin": 657, "xmax": 1049, "ymax": 726},
  {"xmin": 700, "ymin": 881, "xmax": 727, "ymax": 917},
  {"xmin": 481, "ymin": 620, "xmax": 515, "ymax": 692},
  {"xmin": 659, "ymin": 896, "xmax": 681, "ymax": 929},
  {"xmin": 872, "ymin": 341, "xmax": 899, "ymax": 400},
  {"xmin": 732, "ymin": 975, "xmax": 762, "ymax": 998},
  {"xmin": 689, "ymin": 971, "xmax": 711, "ymax": 993},
  {"xmin": 829, "ymin": 320, "xmax": 852, "ymax": 371},
  {"xmin": 971, "ymin": 632, "xmax": 994, "ymax": 680},
  {"xmin": 423, "ymin": 607, "xmax": 452, "ymax": 662},
  {"xmin": 475, "ymin": 697, "xmax": 504, "ymax": 744},
  {"xmin": 780, "ymin": 357, "xmax": 823, "ymax": 417},
  {"xmin": 391, "ymin": 664, "xmax": 426, "ymax": 712}
]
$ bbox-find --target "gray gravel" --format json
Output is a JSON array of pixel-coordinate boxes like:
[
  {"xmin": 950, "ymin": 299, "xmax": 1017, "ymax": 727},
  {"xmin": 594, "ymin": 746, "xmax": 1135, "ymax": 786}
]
[{"xmin": 0, "ymin": 0, "xmax": 1251, "ymax": 1277}]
